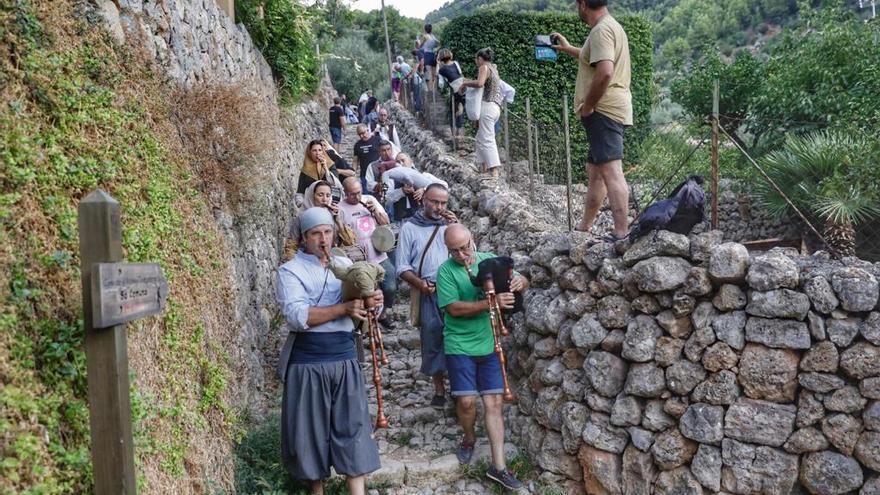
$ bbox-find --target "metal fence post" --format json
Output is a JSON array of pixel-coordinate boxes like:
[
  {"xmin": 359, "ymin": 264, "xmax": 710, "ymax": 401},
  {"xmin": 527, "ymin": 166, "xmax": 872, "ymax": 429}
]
[
  {"xmin": 711, "ymin": 80, "xmax": 720, "ymax": 230},
  {"xmin": 562, "ymin": 92, "xmax": 573, "ymax": 232},
  {"xmin": 503, "ymin": 102, "xmax": 510, "ymax": 163},
  {"xmin": 526, "ymin": 97, "xmax": 534, "ymax": 202}
]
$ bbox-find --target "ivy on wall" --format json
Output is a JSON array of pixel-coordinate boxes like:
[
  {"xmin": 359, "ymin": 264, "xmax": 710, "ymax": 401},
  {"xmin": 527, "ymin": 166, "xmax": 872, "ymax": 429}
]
[{"xmin": 442, "ymin": 11, "xmax": 654, "ymax": 180}]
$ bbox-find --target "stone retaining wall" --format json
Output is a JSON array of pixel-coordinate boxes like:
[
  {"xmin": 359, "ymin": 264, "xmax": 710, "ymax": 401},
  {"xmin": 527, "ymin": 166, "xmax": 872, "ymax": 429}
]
[{"xmin": 390, "ymin": 103, "xmax": 880, "ymax": 494}]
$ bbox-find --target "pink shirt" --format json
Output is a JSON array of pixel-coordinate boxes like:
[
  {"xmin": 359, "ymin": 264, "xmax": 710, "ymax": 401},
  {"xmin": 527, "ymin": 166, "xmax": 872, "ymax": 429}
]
[{"xmin": 338, "ymin": 198, "xmax": 389, "ymax": 264}]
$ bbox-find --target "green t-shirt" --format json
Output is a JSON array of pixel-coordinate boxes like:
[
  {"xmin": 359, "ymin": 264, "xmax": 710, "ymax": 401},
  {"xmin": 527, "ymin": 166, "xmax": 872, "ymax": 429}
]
[{"xmin": 436, "ymin": 252, "xmax": 496, "ymax": 357}]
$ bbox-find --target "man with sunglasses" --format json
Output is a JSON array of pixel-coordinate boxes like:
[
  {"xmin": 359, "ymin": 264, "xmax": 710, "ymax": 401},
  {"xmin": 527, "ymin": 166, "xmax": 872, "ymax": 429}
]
[{"xmin": 435, "ymin": 224, "xmax": 529, "ymax": 490}]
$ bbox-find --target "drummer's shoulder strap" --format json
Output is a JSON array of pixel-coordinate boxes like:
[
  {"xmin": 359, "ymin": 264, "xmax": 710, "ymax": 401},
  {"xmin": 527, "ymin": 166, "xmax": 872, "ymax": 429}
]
[{"xmin": 417, "ymin": 225, "xmax": 441, "ymax": 278}]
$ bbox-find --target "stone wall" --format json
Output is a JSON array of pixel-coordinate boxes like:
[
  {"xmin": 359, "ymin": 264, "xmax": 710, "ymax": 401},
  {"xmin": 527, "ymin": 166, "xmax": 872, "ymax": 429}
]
[
  {"xmin": 100, "ymin": 0, "xmax": 331, "ymax": 409},
  {"xmin": 389, "ymin": 103, "xmax": 880, "ymax": 494}
]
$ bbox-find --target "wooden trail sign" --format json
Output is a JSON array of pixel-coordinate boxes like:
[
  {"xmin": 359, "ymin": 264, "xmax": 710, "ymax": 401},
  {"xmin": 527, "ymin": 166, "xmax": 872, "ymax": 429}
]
[{"xmin": 78, "ymin": 189, "xmax": 167, "ymax": 495}]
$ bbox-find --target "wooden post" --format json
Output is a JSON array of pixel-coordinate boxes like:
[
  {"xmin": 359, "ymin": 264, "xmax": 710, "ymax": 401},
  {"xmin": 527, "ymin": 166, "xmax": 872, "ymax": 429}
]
[
  {"xmin": 711, "ymin": 80, "xmax": 719, "ymax": 230},
  {"xmin": 535, "ymin": 123, "xmax": 541, "ymax": 175},
  {"xmin": 502, "ymin": 102, "xmax": 510, "ymax": 163},
  {"xmin": 526, "ymin": 97, "xmax": 534, "ymax": 202},
  {"xmin": 451, "ymin": 91, "xmax": 457, "ymax": 152},
  {"xmin": 562, "ymin": 93, "xmax": 574, "ymax": 232},
  {"xmin": 78, "ymin": 190, "xmax": 137, "ymax": 495},
  {"xmin": 380, "ymin": 0, "xmax": 393, "ymax": 96}
]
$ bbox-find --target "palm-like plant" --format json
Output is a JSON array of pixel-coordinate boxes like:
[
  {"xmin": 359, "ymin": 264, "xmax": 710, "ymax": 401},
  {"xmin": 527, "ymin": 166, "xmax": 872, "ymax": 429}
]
[{"xmin": 755, "ymin": 131, "xmax": 880, "ymax": 257}]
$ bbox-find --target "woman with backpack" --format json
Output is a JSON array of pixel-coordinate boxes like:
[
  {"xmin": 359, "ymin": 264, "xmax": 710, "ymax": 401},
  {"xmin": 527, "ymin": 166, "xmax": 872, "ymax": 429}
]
[
  {"xmin": 459, "ymin": 48, "xmax": 504, "ymax": 178},
  {"xmin": 438, "ymin": 49, "xmax": 465, "ymax": 134}
]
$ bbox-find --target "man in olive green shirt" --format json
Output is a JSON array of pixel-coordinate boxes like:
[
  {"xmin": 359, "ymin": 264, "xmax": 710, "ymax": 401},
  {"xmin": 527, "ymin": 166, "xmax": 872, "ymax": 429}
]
[
  {"xmin": 552, "ymin": 0, "xmax": 632, "ymax": 240},
  {"xmin": 436, "ymin": 224, "xmax": 528, "ymax": 490}
]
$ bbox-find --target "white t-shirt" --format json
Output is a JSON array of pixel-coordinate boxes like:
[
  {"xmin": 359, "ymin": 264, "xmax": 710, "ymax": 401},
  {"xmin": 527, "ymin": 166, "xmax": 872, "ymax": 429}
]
[{"xmin": 337, "ymin": 198, "xmax": 389, "ymax": 264}]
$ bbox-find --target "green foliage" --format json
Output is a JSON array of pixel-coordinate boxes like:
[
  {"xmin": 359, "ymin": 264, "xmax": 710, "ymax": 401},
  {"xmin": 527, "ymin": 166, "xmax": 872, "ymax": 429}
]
[
  {"xmin": 442, "ymin": 11, "xmax": 654, "ymax": 182},
  {"xmin": 326, "ymin": 32, "xmax": 391, "ymax": 100},
  {"xmin": 354, "ymin": 6, "xmax": 423, "ymax": 58},
  {"xmin": 236, "ymin": 0, "xmax": 319, "ymax": 102},
  {"xmin": 755, "ymin": 130, "xmax": 880, "ymax": 225}
]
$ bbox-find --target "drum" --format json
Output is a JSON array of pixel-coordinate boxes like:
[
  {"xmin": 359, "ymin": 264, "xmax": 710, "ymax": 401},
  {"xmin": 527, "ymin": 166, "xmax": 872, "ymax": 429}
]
[
  {"xmin": 371, "ymin": 224, "xmax": 399, "ymax": 253},
  {"xmin": 331, "ymin": 245, "xmax": 367, "ymax": 262}
]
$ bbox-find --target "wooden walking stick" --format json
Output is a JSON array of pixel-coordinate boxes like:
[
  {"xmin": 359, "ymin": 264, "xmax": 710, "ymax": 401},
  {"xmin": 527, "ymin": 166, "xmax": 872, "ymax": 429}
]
[{"xmin": 367, "ymin": 307, "xmax": 389, "ymax": 428}]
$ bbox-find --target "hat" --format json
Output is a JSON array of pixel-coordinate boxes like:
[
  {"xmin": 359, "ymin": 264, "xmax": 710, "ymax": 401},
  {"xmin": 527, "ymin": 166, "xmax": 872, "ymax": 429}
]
[{"xmin": 299, "ymin": 207, "xmax": 334, "ymax": 233}]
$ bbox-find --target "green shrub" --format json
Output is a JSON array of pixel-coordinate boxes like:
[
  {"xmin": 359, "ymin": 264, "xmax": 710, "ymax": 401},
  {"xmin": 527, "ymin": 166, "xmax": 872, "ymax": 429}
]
[
  {"xmin": 236, "ymin": 0, "xmax": 320, "ymax": 102},
  {"xmin": 442, "ymin": 11, "xmax": 654, "ymax": 182}
]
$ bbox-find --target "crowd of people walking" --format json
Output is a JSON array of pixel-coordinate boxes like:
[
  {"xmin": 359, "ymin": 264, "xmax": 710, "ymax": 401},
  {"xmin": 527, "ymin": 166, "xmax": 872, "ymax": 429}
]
[{"xmin": 275, "ymin": 0, "xmax": 634, "ymax": 492}]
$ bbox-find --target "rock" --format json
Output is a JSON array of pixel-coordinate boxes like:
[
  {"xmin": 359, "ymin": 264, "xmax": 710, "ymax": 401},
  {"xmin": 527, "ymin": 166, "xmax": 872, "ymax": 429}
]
[
  {"xmin": 598, "ymin": 295, "xmax": 631, "ymax": 329},
  {"xmin": 631, "ymin": 257, "xmax": 693, "ymax": 293},
  {"xmin": 610, "ymin": 395, "xmax": 643, "ymax": 427},
  {"xmin": 832, "ymin": 266, "xmax": 879, "ymax": 312},
  {"xmin": 534, "ymin": 387, "xmax": 566, "ymax": 430},
  {"xmin": 631, "ymin": 294, "xmax": 661, "ymax": 315},
  {"xmin": 584, "ymin": 242, "xmax": 616, "ymax": 272},
  {"xmin": 801, "ymin": 341, "xmax": 840, "ymax": 373},
  {"xmin": 682, "ymin": 267, "xmax": 713, "ymax": 297},
  {"xmin": 562, "ymin": 369, "xmax": 586, "ymax": 399},
  {"xmin": 666, "ymin": 360, "xmax": 707, "ymax": 395},
  {"xmin": 683, "ymin": 324, "xmax": 716, "ymax": 362},
  {"xmin": 571, "ymin": 314, "xmax": 608, "ymax": 352},
  {"xmin": 746, "ymin": 289, "xmax": 810, "ymax": 319},
  {"xmin": 559, "ymin": 264, "xmax": 591, "ymax": 292},
  {"xmin": 622, "ymin": 445, "xmax": 657, "ymax": 495},
  {"xmin": 863, "ymin": 378, "xmax": 880, "ymax": 400},
  {"xmin": 866, "ymin": 401, "xmax": 880, "ymax": 431},
  {"xmin": 711, "ymin": 311, "xmax": 747, "ymax": 351},
  {"xmin": 655, "ymin": 467, "xmax": 704, "ymax": 495},
  {"xmin": 805, "ymin": 275, "xmax": 839, "ymax": 314},
  {"xmin": 582, "ymin": 412, "xmax": 628, "ymax": 454},
  {"xmin": 744, "ymin": 317, "xmax": 811, "ymax": 350},
  {"xmin": 587, "ymin": 389, "xmax": 615, "ymax": 413},
  {"xmin": 724, "ymin": 398, "xmax": 796, "ymax": 447},
  {"xmin": 578, "ymin": 444, "xmax": 621, "ymax": 494},
  {"xmin": 827, "ymin": 317, "xmax": 860, "ymax": 348},
  {"xmin": 720, "ymin": 439, "xmax": 799, "ymax": 495},
  {"xmin": 550, "ymin": 255, "xmax": 575, "ymax": 279},
  {"xmin": 862, "ymin": 312, "xmax": 880, "ymax": 346},
  {"xmin": 534, "ymin": 337, "xmax": 561, "ymax": 358},
  {"xmin": 738, "ymin": 344, "xmax": 799, "ymax": 403},
  {"xmin": 601, "ymin": 329, "xmax": 625, "ymax": 354},
  {"xmin": 566, "ymin": 292, "xmax": 597, "ymax": 318},
  {"xmin": 691, "ymin": 444, "xmax": 722, "ymax": 492},
  {"xmin": 713, "ymin": 284, "xmax": 747, "ymax": 311},
  {"xmin": 692, "ymin": 370, "xmax": 741, "ymax": 406},
  {"xmin": 840, "ymin": 343, "xmax": 880, "ymax": 379},
  {"xmin": 799, "ymin": 372, "xmax": 846, "ymax": 393},
  {"xmin": 855, "ymin": 431, "xmax": 880, "ymax": 471},
  {"xmin": 561, "ymin": 348, "xmax": 585, "ymax": 369},
  {"xmin": 690, "ymin": 230, "xmax": 722, "ymax": 263},
  {"xmin": 643, "ymin": 400, "xmax": 676, "ymax": 432},
  {"xmin": 692, "ymin": 302, "xmax": 719, "ymax": 330},
  {"xmin": 655, "ymin": 337, "xmax": 685, "ymax": 367},
  {"xmin": 784, "ymin": 427, "xmax": 830, "ymax": 454},
  {"xmin": 746, "ymin": 252, "xmax": 799, "ymax": 291},
  {"xmin": 663, "ymin": 397, "xmax": 690, "ymax": 418},
  {"xmin": 701, "ymin": 342, "xmax": 738, "ymax": 372},
  {"xmin": 627, "ymin": 427, "xmax": 655, "ymax": 452},
  {"xmin": 800, "ymin": 451, "xmax": 864, "ymax": 495},
  {"xmin": 862, "ymin": 476, "xmax": 880, "ymax": 495},
  {"xmin": 538, "ymin": 432, "xmax": 583, "ymax": 480},
  {"xmin": 624, "ymin": 363, "xmax": 666, "ymax": 398},
  {"xmin": 622, "ymin": 315, "xmax": 663, "ymax": 362},
  {"xmin": 821, "ymin": 414, "xmax": 863, "ymax": 455},
  {"xmin": 656, "ymin": 292, "xmax": 674, "ymax": 309},
  {"xmin": 797, "ymin": 390, "xmax": 827, "ymax": 428},
  {"xmin": 651, "ymin": 429, "xmax": 698, "ymax": 470},
  {"xmin": 708, "ymin": 242, "xmax": 749, "ymax": 283},
  {"xmin": 597, "ymin": 258, "xmax": 627, "ymax": 294},
  {"xmin": 825, "ymin": 386, "xmax": 867, "ymax": 413},
  {"xmin": 680, "ymin": 403, "xmax": 725, "ymax": 445},
  {"xmin": 809, "ymin": 310, "xmax": 827, "ymax": 340},
  {"xmin": 656, "ymin": 309, "xmax": 693, "ymax": 338},
  {"xmin": 673, "ymin": 292, "xmax": 697, "ymax": 318},
  {"xmin": 561, "ymin": 402, "xmax": 589, "ymax": 455},
  {"xmin": 584, "ymin": 351, "xmax": 628, "ymax": 397},
  {"xmin": 623, "ymin": 231, "xmax": 690, "ymax": 265},
  {"xmin": 540, "ymin": 358, "xmax": 566, "ymax": 386}
]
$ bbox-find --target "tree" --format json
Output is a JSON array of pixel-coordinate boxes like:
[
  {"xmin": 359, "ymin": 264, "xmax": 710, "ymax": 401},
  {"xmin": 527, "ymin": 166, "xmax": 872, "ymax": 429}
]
[
  {"xmin": 326, "ymin": 33, "xmax": 391, "ymax": 100},
  {"xmin": 357, "ymin": 7, "xmax": 423, "ymax": 59}
]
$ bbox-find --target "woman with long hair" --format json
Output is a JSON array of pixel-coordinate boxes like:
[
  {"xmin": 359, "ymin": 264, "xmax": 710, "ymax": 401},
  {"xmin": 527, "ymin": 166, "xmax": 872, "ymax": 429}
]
[{"xmin": 459, "ymin": 48, "xmax": 504, "ymax": 178}]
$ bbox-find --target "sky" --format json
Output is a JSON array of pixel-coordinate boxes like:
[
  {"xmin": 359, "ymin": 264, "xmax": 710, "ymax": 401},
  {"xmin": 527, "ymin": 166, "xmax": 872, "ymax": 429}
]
[{"xmin": 350, "ymin": 0, "xmax": 448, "ymax": 20}]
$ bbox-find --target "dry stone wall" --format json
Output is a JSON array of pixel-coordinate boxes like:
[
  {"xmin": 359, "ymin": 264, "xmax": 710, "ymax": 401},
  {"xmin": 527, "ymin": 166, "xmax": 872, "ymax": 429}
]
[{"xmin": 389, "ymin": 102, "xmax": 880, "ymax": 494}]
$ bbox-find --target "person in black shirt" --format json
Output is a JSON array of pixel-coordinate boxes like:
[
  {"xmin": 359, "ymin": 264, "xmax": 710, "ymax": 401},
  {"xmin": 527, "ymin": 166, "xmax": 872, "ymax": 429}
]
[
  {"xmin": 438, "ymin": 49, "xmax": 465, "ymax": 133},
  {"xmin": 352, "ymin": 124, "xmax": 382, "ymax": 195},
  {"xmin": 329, "ymin": 97, "xmax": 345, "ymax": 152}
]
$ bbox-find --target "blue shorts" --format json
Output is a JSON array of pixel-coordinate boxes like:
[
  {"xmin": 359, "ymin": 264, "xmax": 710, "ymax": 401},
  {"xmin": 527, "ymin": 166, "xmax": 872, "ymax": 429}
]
[
  {"xmin": 329, "ymin": 126, "xmax": 343, "ymax": 144},
  {"xmin": 446, "ymin": 353, "xmax": 504, "ymax": 397}
]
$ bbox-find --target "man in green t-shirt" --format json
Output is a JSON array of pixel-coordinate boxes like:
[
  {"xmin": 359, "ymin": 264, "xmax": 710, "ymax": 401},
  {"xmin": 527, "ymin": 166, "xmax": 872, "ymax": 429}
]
[
  {"xmin": 551, "ymin": 0, "xmax": 632, "ymax": 241},
  {"xmin": 435, "ymin": 224, "xmax": 529, "ymax": 491}
]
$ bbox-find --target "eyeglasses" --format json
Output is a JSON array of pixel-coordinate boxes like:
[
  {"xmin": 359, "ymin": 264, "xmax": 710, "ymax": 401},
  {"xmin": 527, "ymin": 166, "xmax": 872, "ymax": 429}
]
[{"xmin": 448, "ymin": 240, "xmax": 474, "ymax": 257}]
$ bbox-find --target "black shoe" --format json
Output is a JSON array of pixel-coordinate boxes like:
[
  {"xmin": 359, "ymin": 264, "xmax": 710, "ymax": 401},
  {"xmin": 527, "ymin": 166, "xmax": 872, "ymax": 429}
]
[
  {"xmin": 456, "ymin": 440, "xmax": 475, "ymax": 465},
  {"xmin": 486, "ymin": 466, "xmax": 524, "ymax": 490},
  {"xmin": 430, "ymin": 395, "xmax": 446, "ymax": 409}
]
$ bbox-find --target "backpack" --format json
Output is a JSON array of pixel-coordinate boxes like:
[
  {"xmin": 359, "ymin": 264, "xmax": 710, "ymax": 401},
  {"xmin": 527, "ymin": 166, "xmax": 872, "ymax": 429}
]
[{"xmin": 629, "ymin": 175, "xmax": 705, "ymax": 241}]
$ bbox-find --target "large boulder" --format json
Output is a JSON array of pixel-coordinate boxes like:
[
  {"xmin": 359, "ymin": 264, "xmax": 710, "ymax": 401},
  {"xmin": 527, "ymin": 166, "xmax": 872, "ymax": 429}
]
[
  {"xmin": 713, "ymin": 284, "xmax": 747, "ymax": 311},
  {"xmin": 622, "ymin": 315, "xmax": 663, "ymax": 362},
  {"xmin": 708, "ymin": 242, "xmax": 749, "ymax": 283},
  {"xmin": 690, "ymin": 444, "xmax": 722, "ymax": 492},
  {"xmin": 738, "ymin": 344, "xmax": 799, "ymax": 403},
  {"xmin": 724, "ymin": 398, "xmax": 796, "ymax": 447},
  {"xmin": 692, "ymin": 370, "xmax": 741, "ymax": 406},
  {"xmin": 680, "ymin": 403, "xmax": 725, "ymax": 445},
  {"xmin": 746, "ymin": 289, "xmax": 810, "ymax": 320},
  {"xmin": 822, "ymin": 414, "xmax": 863, "ymax": 455},
  {"xmin": 784, "ymin": 427, "xmax": 830, "ymax": 454},
  {"xmin": 711, "ymin": 310, "xmax": 747, "ymax": 351},
  {"xmin": 621, "ymin": 445, "xmax": 657, "ymax": 495},
  {"xmin": 801, "ymin": 341, "xmax": 840, "ymax": 373},
  {"xmin": 840, "ymin": 342, "xmax": 880, "ymax": 379},
  {"xmin": 584, "ymin": 351, "xmax": 628, "ymax": 397},
  {"xmin": 800, "ymin": 451, "xmax": 864, "ymax": 495},
  {"xmin": 537, "ymin": 431, "xmax": 583, "ymax": 480},
  {"xmin": 624, "ymin": 363, "xmax": 667, "ymax": 398},
  {"xmin": 623, "ymin": 230, "xmax": 690, "ymax": 265},
  {"xmin": 598, "ymin": 295, "xmax": 632, "ymax": 329},
  {"xmin": 610, "ymin": 395, "xmax": 644, "ymax": 427},
  {"xmin": 831, "ymin": 266, "xmax": 879, "ymax": 312},
  {"xmin": 571, "ymin": 313, "xmax": 608, "ymax": 352},
  {"xmin": 744, "ymin": 317, "xmax": 811, "ymax": 350},
  {"xmin": 856, "ymin": 431, "xmax": 880, "ymax": 471},
  {"xmin": 746, "ymin": 251, "xmax": 799, "ymax": 290},
  {"xmin": 720, "ymin": 439, "xmax": 799, "ymax": 495},
  {"xmin": 666, "ymin": 360, "xmax": 707, "ymax": 395},
  {"xmin": 651, "ymin": 429, "xmax": 698, "ymax": 470},
  {"xmin": 828, "ymin": 317, "xmax": 861, "ymax": 348},
  {"xmin": 582, "ymin": 412, "xmax": 628, "ymax": 454},
  {"xmin": 631, "ymin": 256, "xmax": 693, "ymax": 293},
  {"xmin": 578, "ymin": 444, "xmax": 622, "ymax": 494}
]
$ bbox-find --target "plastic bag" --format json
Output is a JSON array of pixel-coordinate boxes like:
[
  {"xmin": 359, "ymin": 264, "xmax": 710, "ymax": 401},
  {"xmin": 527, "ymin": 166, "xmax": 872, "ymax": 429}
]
[{"xmin": 465, "ymin": 86, "xmax": 483, "ymax": 121}]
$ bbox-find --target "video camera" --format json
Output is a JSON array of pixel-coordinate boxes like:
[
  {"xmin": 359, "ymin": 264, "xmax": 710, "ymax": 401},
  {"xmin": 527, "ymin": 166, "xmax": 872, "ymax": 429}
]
[{"xmin": 535, "ymin": 35, "xmax": 559, "ymax": 62}]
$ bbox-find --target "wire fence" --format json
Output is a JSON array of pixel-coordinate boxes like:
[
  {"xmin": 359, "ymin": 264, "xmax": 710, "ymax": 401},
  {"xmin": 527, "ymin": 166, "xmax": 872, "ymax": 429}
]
[{"xmin": 399, "ymin": 78, "xmax": 880, "ymax": 261}]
